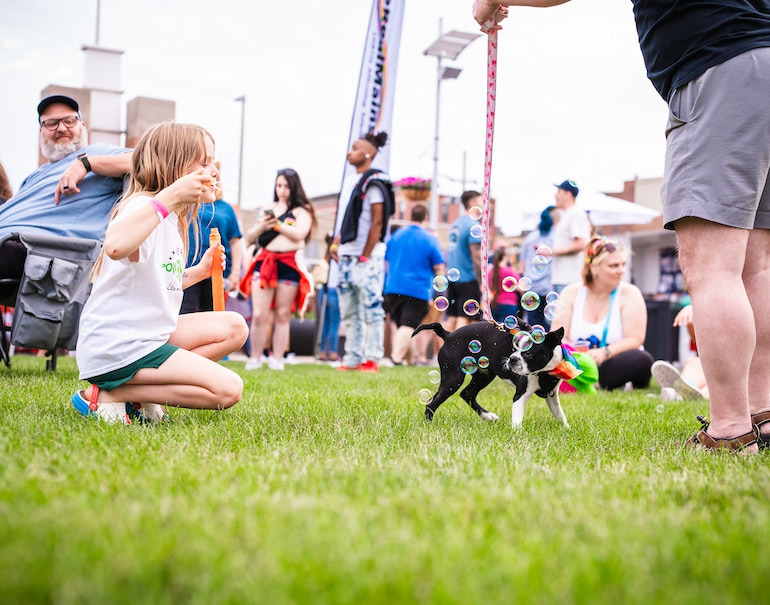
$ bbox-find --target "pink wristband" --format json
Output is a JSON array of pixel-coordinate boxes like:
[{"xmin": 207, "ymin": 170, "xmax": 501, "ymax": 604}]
[{"xmin": 148, "ymin": 198, "xmax": 169, "ymax": 221}]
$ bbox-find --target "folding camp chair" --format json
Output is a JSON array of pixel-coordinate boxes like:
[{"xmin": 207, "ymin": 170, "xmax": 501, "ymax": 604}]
[{"xmin": 0, "ymin": 232, "xmax": 101, "ymax": 371}]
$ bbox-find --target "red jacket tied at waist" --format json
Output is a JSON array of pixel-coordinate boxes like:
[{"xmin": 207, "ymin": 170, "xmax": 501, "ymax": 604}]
[{"xmin": 239, "ymin": 248, "xmax": 313, "ymax": 317}]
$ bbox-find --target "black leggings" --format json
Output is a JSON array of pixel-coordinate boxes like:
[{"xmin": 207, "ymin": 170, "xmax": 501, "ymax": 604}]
[{"xmin": 598, "ymin": 349, "xmax": 654, "ymax": 391}]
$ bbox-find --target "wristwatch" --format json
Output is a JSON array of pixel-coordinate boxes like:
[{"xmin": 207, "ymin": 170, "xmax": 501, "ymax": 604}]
[{"xmin": 77, "ymin": 153, "xmax": 92, "ymax": 173}]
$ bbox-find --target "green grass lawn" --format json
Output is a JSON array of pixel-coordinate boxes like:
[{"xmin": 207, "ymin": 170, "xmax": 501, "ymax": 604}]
[{"xmin": 1, "ymin": 354, "xmax": 769, "ymax": 605}]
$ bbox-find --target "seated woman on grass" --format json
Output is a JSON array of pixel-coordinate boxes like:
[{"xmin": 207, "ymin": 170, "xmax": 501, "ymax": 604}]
[{"xmin": 550, "ymin": 237, "xmax": 653, "ymax": 391}]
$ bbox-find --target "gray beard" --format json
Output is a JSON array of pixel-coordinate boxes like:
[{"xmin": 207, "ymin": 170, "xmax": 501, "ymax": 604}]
[{"xmin": 40, "ymin": 131, "xmax": 89, "ymax": 162}]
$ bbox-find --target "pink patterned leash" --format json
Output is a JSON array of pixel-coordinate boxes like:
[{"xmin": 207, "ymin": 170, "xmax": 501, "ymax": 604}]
[{"xmin": 479, "ymin": 28, "xmax": 498, "ymax": 323}]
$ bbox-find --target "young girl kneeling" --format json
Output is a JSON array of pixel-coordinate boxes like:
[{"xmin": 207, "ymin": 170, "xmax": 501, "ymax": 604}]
[{"xmin": 72, "ymin": 122, "xmax": 249, "ymax": 424}]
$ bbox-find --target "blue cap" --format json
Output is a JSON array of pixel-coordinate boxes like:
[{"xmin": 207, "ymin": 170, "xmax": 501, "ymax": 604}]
[
  {"xmin": 554, "ymin": 179, "xmax": 579, "ymax": 197},
  {"xmin": 37, "ymin": 95, "xmax": 79, "ymax": 119}
]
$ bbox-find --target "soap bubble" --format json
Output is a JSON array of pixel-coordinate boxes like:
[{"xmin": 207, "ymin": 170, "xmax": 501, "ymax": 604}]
[
  {"xmin": 463, "ymin": 299, "xmax": 480, "ymax": 316},
  {"xmin": 418, "ymin": 388, "xmax": 433, "ymax": 404},
  {"xmin": 520, "ymin": 291, "xmax": 541, "ymax": 311},
  {"xmin": 504, "ymin": 315, "xmax": 518, "ymax": 329},
  {"xmin": 469, "ymin": 206, "xmax": 483, "ymax": 220},
  {"xmin": 433, "ymin": 275, "xmax": 449, "ymax": 293},
  {"xmin": 428, "ymin": 370, "xmax": 441, "ymax": 384},
  {"xmin": 514, "ymin": 331, "xmax": 533, "ymax": 352},
  {"xmin": 469, "ymin": 339, "xmax": 482, "ymax": 353},
  {"xmin": 434, "ymin": 296, "xmax": 449, "ymax": 312},
  {"xmin": 545, "ymin": 291, "xmax": 560, "ymax": 304},
  {"xmin": 535, "ymin": 245, "xmax": 552, "ymax": 258},
  {"xmin": 531, "ymin": 255, "xmax": 550, "ymax": 275},
  {"xmin": 531, "ymin": 326, "xmax": 546, "ymax": 344},
  {"xmin": 460, "ymin": 356, "xmax": 478, "ymax": 374},
  {"xmin": 478, "ymin": 356, "xmax": 490, "ymax": 369},
  {"xmin": 447, "ymin": 268, "xmax": 461, "ymax": 282},
  {"xmin": 544, "ymin": 301, "xmax": 564, "ymax": 321},
  {"xmin": 469, "ymin": 224, "xmax": 483, "ymax": 239},
  {"xmin": 501, "ymin": 275, "xmax": 518, "ymax": 292},
  {"xmin": 517, "ymin": 276, "xmax": 532, "ymax": 291}
]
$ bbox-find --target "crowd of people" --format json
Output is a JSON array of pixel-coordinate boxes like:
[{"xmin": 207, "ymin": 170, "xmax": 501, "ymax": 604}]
[{"xmin": 8, "ymin": 0, "xmax": 770, "ymax": 454}]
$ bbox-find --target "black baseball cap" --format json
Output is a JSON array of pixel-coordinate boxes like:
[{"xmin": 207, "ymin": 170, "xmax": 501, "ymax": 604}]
[
  {"xmin": 37, "ymin": 95, "xmax": 80, "ymax": 119},
  {"xmin": 554, "ymin": 179, "xmax": 579, "ymax": 197}
]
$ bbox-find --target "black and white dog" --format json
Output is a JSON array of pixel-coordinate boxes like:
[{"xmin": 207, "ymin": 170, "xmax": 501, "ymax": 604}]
[{"xmin": 412, "ymin": 321, "xmax": 571, "ymax": 428}]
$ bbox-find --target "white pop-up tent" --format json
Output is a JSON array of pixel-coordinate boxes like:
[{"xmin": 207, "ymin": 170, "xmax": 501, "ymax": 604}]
[{"xmin": 576, "ymin": 192, "xmax": 661, "ymax": 226}]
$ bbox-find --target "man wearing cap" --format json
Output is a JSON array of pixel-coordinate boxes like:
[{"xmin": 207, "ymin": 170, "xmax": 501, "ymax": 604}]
[
  {"xmin": 550, "ymin": 179, "xmax": 591, "ymax": 293},
  {"xmin": 0, "ymin": 95, "xmax": 132, "ymax": 280}
]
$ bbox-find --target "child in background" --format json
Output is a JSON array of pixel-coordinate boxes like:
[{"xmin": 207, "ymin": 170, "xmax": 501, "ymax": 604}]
[{"xmin": 72, "ymin": 122, "xmax": 249, "ymax": 424}]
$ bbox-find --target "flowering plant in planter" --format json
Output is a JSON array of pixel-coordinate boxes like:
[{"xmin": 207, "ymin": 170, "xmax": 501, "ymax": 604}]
[{"xmin": 393, "ymin": 177, "xmax": 431, "ymax": 192}]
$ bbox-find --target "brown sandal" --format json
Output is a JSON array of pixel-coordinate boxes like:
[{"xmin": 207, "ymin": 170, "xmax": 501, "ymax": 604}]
[
  {"xmin": 686, "ymin": 415, "xmax": 757, "ymax": 452},
  {"xmin": 752, "ymin": 411, "xmax": 770, "ymax": 450}
]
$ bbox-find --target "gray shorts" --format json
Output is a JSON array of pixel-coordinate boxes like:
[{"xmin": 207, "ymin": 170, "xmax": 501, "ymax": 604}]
[{"xmin": 662, "ymin": 46, "xmax": 770, "ymax": 230}]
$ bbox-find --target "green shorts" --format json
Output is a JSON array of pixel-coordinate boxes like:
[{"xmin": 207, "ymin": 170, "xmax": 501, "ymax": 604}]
[{"xmin": 87, "ymin": 343, "xmax": 179, "ymax": 391}]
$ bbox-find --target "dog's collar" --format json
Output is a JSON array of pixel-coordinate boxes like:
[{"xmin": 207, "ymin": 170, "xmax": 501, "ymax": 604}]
[{"xmin": 549, "ymin": 345, "xmax": 583, "ymax": 380}]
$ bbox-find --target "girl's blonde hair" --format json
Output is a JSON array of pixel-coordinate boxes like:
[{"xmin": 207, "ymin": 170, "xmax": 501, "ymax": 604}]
[{"xmin": 92, "ymin": 122, "xmax": 214, "ymax": 277}]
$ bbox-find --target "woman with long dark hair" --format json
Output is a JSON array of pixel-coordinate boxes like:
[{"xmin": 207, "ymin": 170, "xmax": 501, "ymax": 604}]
[{"xmin": 242, "ymin": 168, "xmax": 316, "ymax": 370}]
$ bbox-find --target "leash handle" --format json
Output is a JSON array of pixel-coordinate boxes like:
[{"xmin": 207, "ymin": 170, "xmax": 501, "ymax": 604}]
[{"xmin": 479, "ymin": 28, "xmax": 498, "ymax": 323}]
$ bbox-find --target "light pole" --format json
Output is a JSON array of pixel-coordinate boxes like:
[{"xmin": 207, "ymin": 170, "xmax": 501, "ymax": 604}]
[
  {"xmin": 234, "ymin": 95, "xmax": 246, "ymax": 209},
  {"xmin": 423, "ymin": 21, "xmax": 480, "ymax": 230}
]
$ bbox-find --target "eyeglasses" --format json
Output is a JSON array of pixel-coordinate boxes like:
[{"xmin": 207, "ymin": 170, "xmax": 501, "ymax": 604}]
[
  {"xmin": 277, "ymin": 168, "xmax": 297, "ymax": 177},
  {"xmin": 40, "ymin": 115, "xmax": 81, "ymax": 131},
  {"xmin": 586, "ymin": 238, "xmax": 618, "ymax": 261}
]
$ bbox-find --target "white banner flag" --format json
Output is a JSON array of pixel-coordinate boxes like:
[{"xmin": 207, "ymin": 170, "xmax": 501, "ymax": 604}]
[{"xmin": 340, "ymin": 0, "xmax": 405, "ymax": 181}]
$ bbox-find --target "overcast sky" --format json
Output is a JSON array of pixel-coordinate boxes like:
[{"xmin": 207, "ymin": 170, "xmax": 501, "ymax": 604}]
[{"xmin": 0, "ymin": 0, "xmax": 668, "ymax": 235}]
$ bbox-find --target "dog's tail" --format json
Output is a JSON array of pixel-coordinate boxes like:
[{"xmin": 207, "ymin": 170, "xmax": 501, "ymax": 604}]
[{"xmin": 411, "ymin": 322, "xmax": 449, "ymax": 340}]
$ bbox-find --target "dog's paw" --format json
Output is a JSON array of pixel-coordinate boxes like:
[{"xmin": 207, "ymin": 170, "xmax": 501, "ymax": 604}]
[{"xmin": 480, "ymin": 411, "xmax": 499, "ymax": 422}]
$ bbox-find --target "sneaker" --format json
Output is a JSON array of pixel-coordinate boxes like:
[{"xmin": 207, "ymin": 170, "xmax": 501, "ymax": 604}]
[
  {"xmin": 337, "ymin": 364, "xmax": 359, "ymax": 371},
  {"xmin": 284, "ymin": 352, "xmax": 297, "ymax": 365},
  {"xmin": 71, "ymin": 390, "xmax": 131, "ymax": 425},
  {"xmin": 357, "ymin": 360, "xmax": 379, "ymax": 373},
  {"xmin": 651, "ymin": 360, "xmax": 703, "ymax": 400},
  {"xmin": 268, "ymin": 358, "xmax": 285, "ymax": 371},
  {"xmin": 244, "ymin": 357, "xmax": 262, "ymax": 370}
]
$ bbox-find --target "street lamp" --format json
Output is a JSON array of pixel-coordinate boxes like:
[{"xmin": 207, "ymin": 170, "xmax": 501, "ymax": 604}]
[
  {"xmin": 234, "ymin": 95, "xmax": 246, "ymax": 209},
  {"xmin": 423, "ymin": 21, "xmax": 481, "ymax": 230}
]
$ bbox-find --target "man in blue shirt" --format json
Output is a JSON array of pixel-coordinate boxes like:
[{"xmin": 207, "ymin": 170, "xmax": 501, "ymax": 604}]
[
  {"xmin": 445, "ymin": 190, "xmax": 483, "ymax": 331},
  {"xmin": 384, "ymin": 203, "xmax": 445, "ymax": 365},
  {"xmin": 0, "ymin": 95, "xmax": 132, "ymax": 281}
]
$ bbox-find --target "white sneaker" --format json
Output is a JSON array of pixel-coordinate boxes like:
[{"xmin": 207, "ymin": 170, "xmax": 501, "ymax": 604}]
[
  {"xmin": 651, "ymin": 360, "xmax": 703, "ymax": 400},
  {"xmin": 244, "ymin": 357, "xmax": 262, "ymax": 370},
  {"xmin": 284, "ymin": 352, "xmax": 297, "ymax": 365},
  {"xmin": 268, "ymin": 358, "xmax": 285, "ymax": 371},
  {"xmin": 139, "ymin": 402, "xmax": 169, "ymax": 422}
]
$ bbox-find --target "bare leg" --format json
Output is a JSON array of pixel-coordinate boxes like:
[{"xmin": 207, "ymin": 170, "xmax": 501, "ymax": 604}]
[
  {"xmin": 250, "ymin": 285, "xmax": 275, "ymax": 361},
  {"xmin": 676, "ymin": 218, "xmax": 753, "ymax": 439},
  {"xmin": 94, "ymin": 349, "xmax": 243, "ymax": 409},
  {"xmin": 271, "ymin": 282, "xmax": 298, "ymax": 360},
  {"xmin": 743, "ymin": 228, "xmax": 770, "ymax": 430},
  {"xmin": 391, "ymin": 325, "xmax": 414, "ymax": 364},
  {"xmin": 86, "ymin": 312, "xmax": 248, "ymax": 409}
]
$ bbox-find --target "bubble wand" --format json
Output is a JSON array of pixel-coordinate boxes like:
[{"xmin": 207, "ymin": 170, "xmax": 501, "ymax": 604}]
[
  {"xmin": 209, "ymin": 228, "xmax": 226, "ymax": 312},
  {"xmin": 479, "ymin": 25, "xmax": 499, "ymax": 324}
]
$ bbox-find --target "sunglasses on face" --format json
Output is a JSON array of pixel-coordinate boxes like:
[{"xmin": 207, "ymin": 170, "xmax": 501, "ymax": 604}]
[{"xmin": 587, "ymin": 238, "xmax": 618, "ymax": 261}]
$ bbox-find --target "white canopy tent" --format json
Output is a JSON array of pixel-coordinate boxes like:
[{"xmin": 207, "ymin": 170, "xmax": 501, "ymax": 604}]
[{"xmin": 576, "ymin": 192, "xmax": 661, "ymax": 226}]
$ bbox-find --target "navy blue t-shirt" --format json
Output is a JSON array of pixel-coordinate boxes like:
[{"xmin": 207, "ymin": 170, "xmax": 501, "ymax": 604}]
[{"xmin": 632, "ymin": 0, "xmax": 770, "ymax": 101}]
